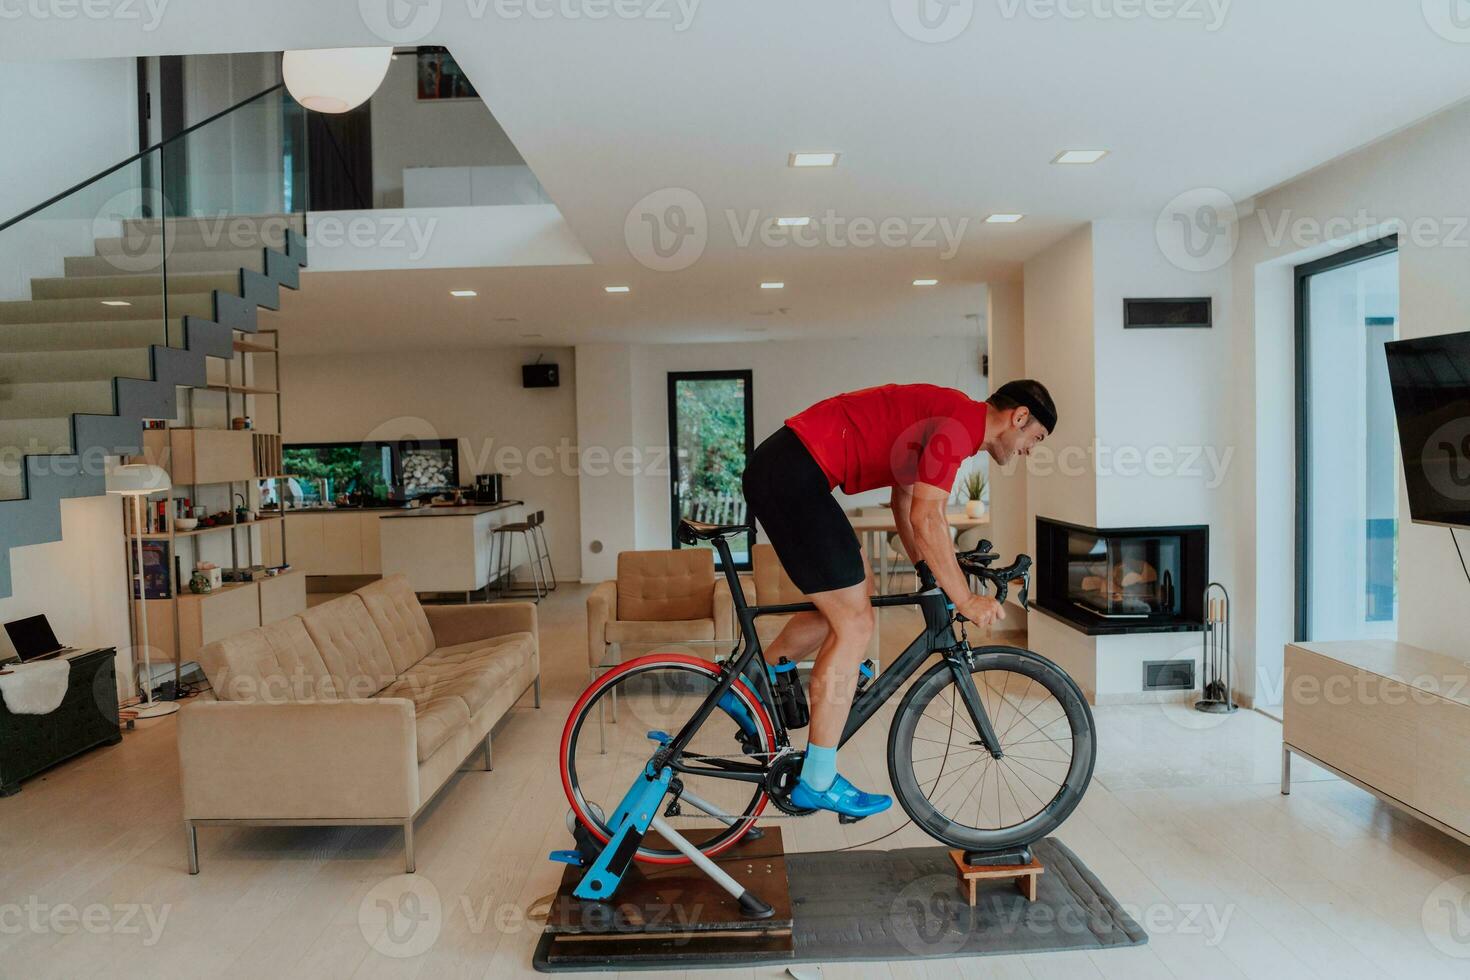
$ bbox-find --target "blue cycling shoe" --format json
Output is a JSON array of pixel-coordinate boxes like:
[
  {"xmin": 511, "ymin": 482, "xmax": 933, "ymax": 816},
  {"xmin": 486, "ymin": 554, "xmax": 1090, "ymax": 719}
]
[{"xmin": 788, "ymin": 774, "xmax": 893, "ymax": 819}]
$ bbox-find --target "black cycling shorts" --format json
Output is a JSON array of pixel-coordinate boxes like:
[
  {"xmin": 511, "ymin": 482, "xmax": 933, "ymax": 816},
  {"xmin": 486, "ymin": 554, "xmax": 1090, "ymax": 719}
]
[{"xmin": 742, "ymin": 426, "xmax": 866, "ymax": 595}]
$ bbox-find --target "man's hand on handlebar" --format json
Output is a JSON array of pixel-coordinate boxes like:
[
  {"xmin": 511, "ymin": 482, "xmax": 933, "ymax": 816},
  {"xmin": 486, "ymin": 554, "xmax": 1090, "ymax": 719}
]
[{"xmin": 956, "ymin": 593, "xmax": 1005, "ymax": 627}]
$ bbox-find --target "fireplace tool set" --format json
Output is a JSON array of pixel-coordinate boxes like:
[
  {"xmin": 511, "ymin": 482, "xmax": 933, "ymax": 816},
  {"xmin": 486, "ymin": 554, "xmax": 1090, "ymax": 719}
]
[{"xmin": 1195, "ymin": 582, "xmax": 1237, "ymax": 714}]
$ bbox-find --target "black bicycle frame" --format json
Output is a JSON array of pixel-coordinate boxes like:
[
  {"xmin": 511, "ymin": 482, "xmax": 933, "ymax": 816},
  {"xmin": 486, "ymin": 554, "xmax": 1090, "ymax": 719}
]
[{"xmin": 657, "ymin": 535, "xmax": 1006, "ymax": 786}]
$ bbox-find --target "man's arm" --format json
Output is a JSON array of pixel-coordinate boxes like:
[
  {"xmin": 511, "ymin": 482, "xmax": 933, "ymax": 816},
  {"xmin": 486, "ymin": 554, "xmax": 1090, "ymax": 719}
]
[{"xmin": 907, "ymin": 483, "xmax": 1004, "ymax": 627}]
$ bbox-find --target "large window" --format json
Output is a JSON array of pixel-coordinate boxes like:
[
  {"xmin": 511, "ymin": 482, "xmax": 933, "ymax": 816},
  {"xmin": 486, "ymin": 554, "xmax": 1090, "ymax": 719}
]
[
  {"xmin": 1295, "ymin": 237, "xmax": 1399, "ymax": 641},
  {"xmin": 668, "ymin": 371, "xmax": 754, "ymax": 568}
]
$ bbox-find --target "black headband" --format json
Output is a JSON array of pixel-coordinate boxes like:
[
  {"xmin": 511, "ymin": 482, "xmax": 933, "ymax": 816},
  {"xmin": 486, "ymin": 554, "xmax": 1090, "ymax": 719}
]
[{"xmin": 992, "ymin": 380, "xmax": 1056, "ymax": 434}]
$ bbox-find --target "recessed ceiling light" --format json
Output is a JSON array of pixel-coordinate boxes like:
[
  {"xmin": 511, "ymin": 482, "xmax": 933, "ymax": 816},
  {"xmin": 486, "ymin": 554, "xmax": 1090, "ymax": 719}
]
[
  {"xmin": 760, "ymin": 282, "xmax": 785, "ymax": 289},
  {"xmin": 101, "ymin": 300, "xmax": 132, "ymax": 307},
  {"xmin": 449, "ymin": 289, "xmax": 477, "ymax": 297},
  {"xmin": 788, "ymin": 152, "xmax": 839, "ymax": 168},
  {"xmin": 519, "ymin": 332, "xmax": 544, "ymax": 339},
  {"xmin": 1052, "ymin": 149, "xmax": 1108, "ymax": 165},
  {"xmin": 776, "ymin": 216, "xmax": 811, "ymax": 227},
  {"xmin": 495, "ymin": 316, "xmax": 519, "ymax": 323},
  {"xmin": 912, "ymin": 279, "xmax": 939, "ymax": 286},
  {"xmin": 985, "ymin": 214, "xmax": 1025, "ymax": 223},
  {"xmin": 604, "ymin": 285, "xmax": 630, "ymax": 293}
]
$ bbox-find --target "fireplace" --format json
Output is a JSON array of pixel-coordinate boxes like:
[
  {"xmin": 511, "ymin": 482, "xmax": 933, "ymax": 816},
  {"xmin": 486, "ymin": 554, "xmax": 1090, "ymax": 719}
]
[{"xmin": 1034, "ymin": 517, "xmax": 1207, "ymax": 635}]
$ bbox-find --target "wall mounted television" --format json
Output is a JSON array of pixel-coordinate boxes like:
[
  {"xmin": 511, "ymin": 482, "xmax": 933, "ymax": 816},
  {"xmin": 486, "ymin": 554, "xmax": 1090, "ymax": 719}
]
[{"xmin": 1385, "ymin": 330, "xmax": 1470, "ymax": 528}]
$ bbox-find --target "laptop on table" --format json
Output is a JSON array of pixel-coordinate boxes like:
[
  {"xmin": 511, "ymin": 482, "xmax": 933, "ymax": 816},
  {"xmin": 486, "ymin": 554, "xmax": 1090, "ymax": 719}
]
[{"xmin": 3, "ymin": 615, "xmax": 77, "ymax": 663}]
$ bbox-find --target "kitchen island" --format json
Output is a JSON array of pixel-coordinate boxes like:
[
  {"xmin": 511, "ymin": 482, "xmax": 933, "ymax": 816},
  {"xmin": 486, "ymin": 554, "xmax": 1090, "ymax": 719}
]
[{"xmin": 377, "ymin": 501, "xmax": 526, "ymax": 598}]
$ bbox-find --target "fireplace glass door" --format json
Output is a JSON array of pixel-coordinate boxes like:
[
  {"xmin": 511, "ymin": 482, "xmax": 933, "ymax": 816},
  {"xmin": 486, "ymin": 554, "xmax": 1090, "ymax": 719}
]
[{"xmin": 1066, "ymin": 528, "xmax": 1183, "ymax": 620}]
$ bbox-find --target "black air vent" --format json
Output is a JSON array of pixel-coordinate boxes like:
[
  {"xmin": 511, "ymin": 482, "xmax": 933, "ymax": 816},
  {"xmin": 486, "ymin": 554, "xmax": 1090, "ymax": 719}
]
[
  {"xmin": 1124, "ymin": 297, "xmax": 1212, "ymax": 330},
  {"xmin": 1143, "ymin": 660, "xmax": 1196, "ymax": 691}
]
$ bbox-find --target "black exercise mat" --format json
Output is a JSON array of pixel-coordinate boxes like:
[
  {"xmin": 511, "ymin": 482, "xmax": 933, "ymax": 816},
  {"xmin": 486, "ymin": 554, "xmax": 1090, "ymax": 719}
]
[{"xmin": 534, "ymin": 837, "xmax": 1146, "ymax": 970}]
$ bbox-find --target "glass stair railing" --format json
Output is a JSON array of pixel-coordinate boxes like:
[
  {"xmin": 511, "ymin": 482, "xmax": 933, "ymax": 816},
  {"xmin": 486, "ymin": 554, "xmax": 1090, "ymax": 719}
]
[{"xmin": 0, "ymin": 82, "xmax": 310, "ymax": 597}]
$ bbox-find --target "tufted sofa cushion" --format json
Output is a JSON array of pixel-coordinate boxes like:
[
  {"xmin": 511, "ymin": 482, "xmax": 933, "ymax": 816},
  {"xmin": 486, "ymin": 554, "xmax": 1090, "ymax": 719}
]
[
  {"xmin": 299, "ymin": 594, "xmax": 400, "ymax": 698},
  {"xmin": 357, "ymin": 575, "xmax": 437, "ymax": 673},
  {"xmin": 615, "ymin": 549, "xmax": 716, "ymax": 622},
  {"xmin": 200, "ymin": 617, "xmax": 338, "ymax": 703},
  {"xmin": 383, "ymin": 633, "xmax": 533, "ymax": 719}
]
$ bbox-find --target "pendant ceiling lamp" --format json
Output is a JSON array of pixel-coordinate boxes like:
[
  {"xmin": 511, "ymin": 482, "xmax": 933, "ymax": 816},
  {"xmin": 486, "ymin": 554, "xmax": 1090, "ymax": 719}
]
[{"xmin": 283, "ymin": 47, "xmax": 393, "ymax": 113}]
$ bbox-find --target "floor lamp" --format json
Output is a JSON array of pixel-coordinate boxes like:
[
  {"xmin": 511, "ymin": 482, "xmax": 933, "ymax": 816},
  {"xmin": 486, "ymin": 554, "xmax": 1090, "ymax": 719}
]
[{"xmin": 108, "ymin": 463, "xmax": 178, "ymax": 719}]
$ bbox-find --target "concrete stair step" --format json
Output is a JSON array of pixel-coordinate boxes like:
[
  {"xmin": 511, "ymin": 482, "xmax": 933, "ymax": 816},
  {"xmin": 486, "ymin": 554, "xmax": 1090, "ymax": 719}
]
[
  {"xmin": 29, "ymin": 272, "xmax": 239, "ymax": 301},
  {"xmin": 0, "ymin": 416, "xmax": 73, "ymax": 456},
  {"xmin": 0, "ymin": 379, "xmax": 114, "ymax": 419},
  {"xmin": 0, "ymin": 349, "xmax": 153, "ymax": 384},
  {"xmin": 0, "ymin": 292, "xmax": 214, "ymax": 324},
  {"xmin": 0, "ymin": 320, "xmax": 184, "ymax": 352},
  {"xmin": 64, "ymin": 249, "xmax": 266, "ymax": 278},
  {"xmin": 120, "ymin": 213, "xmax": 302, "ymax": 237}
]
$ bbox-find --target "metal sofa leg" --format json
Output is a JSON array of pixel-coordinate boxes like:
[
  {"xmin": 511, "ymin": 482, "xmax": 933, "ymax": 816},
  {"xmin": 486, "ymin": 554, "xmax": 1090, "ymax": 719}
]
[
  {"xmin": 1280, "ymin": 744, "xmax": 1291, "ymax": 796},
  {"xmin": 186, "ymin": 821, "xmax": 199, "ymax": 875},
  {"xmin": 403, "ymin": 820, "xmax": 416, "ymax": 874},
  {"xmin": 534, "ymin": 674, "xmax": 542, "ymax": 708},
  {"xmin": 484, "ymin": 733, "xmax": 494, "ymax": 771}
]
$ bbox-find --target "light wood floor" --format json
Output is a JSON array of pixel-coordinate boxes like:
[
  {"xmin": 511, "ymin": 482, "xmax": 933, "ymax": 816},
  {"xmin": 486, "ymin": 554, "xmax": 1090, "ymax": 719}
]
[{"xmin": 3, "ymin": 584, "xmax": 1469, "ymax": 979}]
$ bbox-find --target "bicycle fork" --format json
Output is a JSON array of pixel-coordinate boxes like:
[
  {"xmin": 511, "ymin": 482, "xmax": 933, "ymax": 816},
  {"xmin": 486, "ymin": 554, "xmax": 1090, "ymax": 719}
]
[{"xmin": 946, "ymin": 652, "xmax": 1006, "ymax": 760}]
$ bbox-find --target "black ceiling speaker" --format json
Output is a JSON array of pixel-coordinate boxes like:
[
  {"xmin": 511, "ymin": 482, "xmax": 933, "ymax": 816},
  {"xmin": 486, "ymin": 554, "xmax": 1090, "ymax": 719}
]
[{"xmin": 522, "ymin": 363, "xmax": 560, "ymax": 388}]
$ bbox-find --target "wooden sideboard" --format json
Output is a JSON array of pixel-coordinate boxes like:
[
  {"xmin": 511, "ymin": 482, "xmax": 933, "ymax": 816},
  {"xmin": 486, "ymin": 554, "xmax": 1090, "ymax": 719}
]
[{"xmin": 1283, "ymin": 640, "xmax": 1470, "ymax": 845}]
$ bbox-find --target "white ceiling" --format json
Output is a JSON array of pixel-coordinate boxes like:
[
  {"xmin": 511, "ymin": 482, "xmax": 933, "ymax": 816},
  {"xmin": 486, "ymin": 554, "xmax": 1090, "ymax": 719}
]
[{"xmin": 11, "ymin": 3, "xmax": 1470, "ymax": 351}]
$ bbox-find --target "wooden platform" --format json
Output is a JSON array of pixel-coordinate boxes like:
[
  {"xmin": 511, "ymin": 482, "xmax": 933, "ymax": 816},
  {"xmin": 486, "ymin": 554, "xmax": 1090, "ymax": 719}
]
[
  {"xmin": 950, "ymin": 850, "xmax": 1045, "ymax": 904},
  {"xmin": 542, "ymin": 826, "xmax": 794, "ymax": 966}
]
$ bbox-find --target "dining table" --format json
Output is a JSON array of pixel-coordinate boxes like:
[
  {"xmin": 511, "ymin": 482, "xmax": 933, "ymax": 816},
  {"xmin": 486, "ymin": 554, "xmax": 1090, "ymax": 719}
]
[{"xmin": 848, "ymin": 508, "xmax": 990, "ymax": 594}]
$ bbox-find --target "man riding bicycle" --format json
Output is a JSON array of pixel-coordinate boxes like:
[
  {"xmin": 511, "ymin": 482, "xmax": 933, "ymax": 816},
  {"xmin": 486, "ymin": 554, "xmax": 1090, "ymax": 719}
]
[{"xmin": 740, "ymin": 379, "xmax": 1057, "ymax": 819}]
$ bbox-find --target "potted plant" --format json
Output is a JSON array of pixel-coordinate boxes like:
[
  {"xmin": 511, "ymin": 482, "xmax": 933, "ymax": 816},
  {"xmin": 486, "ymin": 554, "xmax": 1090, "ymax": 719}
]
[{"xmin": 962, "ymin": 470, "xmax": 987, "ymax": 518}]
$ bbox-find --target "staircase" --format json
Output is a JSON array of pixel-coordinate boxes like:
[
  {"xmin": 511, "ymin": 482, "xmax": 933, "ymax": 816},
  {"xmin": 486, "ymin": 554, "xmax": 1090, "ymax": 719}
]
[{"xmin": 0, "ymin": 214, "xmax": 307, "ymax": 596}]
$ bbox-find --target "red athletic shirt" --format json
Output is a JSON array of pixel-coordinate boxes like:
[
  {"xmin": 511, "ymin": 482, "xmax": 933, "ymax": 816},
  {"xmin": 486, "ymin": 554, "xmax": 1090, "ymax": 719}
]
[{"xmin": 785, "ymin": 384, "xmax": 989, "ymax": 494}]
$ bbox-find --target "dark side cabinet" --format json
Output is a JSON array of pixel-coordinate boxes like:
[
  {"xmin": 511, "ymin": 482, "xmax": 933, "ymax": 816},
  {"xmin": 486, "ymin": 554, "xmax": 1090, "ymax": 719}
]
[{"xmin": 0, "ymin": 648, "xmax": 121, "ymax": 796}]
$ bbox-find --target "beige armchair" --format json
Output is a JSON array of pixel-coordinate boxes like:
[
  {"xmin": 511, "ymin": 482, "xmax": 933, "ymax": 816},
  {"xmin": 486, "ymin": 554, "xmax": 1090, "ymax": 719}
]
[{"xmin": 586, "ymin": 549, "xmax": 738, "ymax": 677}]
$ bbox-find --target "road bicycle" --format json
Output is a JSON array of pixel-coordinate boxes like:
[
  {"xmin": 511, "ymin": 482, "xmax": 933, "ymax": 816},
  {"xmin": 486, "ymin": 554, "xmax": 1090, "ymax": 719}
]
[{"xmin": 555, "ymin": 519, "xmax": 1095, "ymax": 913}]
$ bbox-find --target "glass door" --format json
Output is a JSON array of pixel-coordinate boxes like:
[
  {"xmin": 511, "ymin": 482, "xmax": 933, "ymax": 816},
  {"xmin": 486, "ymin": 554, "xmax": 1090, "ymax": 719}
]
[
  {"xmin": 668, "ymin": 370, "xmax": 754, "ymax": 568},
  {"xmin": 1296, "ymin": 237, "xmax": 1400, "ymax": 641}
]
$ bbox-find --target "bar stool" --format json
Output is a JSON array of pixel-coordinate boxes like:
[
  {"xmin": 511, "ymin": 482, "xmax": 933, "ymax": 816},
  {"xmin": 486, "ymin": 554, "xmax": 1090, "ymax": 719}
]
[
  {"xmin": 493, "ymin": 511, "xmax": 548, "ymax": 601},
  {"xmin": 531, "ymin": 510, "xmax": 557, "ymax": 591}
]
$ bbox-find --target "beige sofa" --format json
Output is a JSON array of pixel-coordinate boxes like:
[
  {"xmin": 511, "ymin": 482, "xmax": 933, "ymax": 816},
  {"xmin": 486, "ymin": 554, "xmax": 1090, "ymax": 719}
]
[
  {"xmin": 177, "ymin": 575, "xmax": 538, "ymax": 874},
  {"xmin": 586, "ymin": 549, "xmax": 737, "ymax": 677}
]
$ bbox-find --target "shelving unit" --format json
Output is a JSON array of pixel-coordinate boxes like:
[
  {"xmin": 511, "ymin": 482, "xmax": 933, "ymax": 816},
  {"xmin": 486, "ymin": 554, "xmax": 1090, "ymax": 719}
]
[{"xmin": 123, "ymin": 328, "xmax": 302, "ymax": 686}]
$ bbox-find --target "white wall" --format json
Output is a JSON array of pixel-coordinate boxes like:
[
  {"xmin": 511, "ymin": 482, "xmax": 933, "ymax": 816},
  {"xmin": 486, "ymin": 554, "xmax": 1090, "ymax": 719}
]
[
  {"xmin": 1231, "ymin": 99, "xmax": 1470, "ymax": 703},
  {"xmin": 0, "ymin": 497, "xmax": 133, "ymax": 697},
  {"xmin": 280, "ymin": 347, "xmax": 582, "ymax": 579},
  {"xmin": 575, "ymin": 344, "xmax": 639, "ymax": 582},
  {"xmin": 621, "ymin": 331, "xmax": 989, "ymax": 553},
  {"xmin": 369, "ymin": 55, "xmax": 527, "ymax": 209},
  {"xmin": 1089, "ymin": 219, "xmax": 1235, "ymax": 701},
  {"xmin": 1022, "ymin": 227, "xmax": 1099, "ymax": 695},
  {"xmin": 986, "ymin": 279, "xmax": 1027, "ymax": 566},
  {"xmin": 0, "ymin": 58, "xmax": 137, "ymax": 225}
]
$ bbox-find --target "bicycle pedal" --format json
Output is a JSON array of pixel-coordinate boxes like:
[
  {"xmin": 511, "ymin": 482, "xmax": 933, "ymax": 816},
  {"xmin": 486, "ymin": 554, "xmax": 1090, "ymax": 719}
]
[{"xmin": 837, "ymin": 813, "xmax": 867, "ymax": 825}]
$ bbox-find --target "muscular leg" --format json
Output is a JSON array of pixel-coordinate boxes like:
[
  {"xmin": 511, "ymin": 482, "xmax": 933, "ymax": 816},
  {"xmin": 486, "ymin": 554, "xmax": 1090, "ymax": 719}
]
[
  {"xmin": 761, "ymin": 610, "xmax": 829, "ymax": 667},
  {"xmin": 805, "ymin": 581, "xmax": 876, "ymax": 748}
]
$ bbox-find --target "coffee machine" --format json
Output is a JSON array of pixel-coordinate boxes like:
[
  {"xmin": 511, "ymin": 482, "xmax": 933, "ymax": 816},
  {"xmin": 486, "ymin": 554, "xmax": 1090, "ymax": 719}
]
[{"xmin": 473, "ymin": 473, "xmax": 504, "ymax": 503}]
